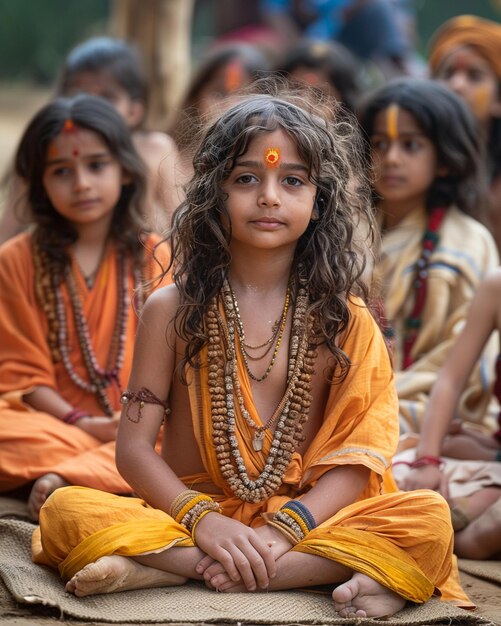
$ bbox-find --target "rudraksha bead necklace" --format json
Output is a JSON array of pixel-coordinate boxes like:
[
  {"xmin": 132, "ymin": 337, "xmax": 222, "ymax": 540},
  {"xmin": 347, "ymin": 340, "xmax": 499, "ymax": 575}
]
[
  {"xmin": 33, "ymin": 240, "xmax": 144, "ymax": 416},
  {"xmin": 206, "ymin": 277, "xmax": 316, "ymax": 503}
]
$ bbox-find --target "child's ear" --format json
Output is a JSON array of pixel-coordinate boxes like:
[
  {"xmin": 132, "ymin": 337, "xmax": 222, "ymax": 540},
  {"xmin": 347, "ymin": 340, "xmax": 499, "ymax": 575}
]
[
  {"xmin": 311, "ymin": 195, "xmax": 325, "ymax": 221},
  {"xmin": 491, "ymin": 92, "xmax": 501, "ymax": 118},
  {"xmin": 122, "ymin": 171, "xmax": 133, "ymax": 185},
  {"xmin": 126, "ymin": 100, "xmax": 146, "ymax": 128}
]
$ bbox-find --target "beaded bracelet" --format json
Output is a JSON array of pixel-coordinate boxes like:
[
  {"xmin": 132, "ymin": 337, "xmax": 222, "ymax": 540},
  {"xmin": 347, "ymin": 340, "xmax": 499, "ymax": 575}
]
[
  {"xmin": 169, "ymin": 489, "xmax": 202, "ymax": 520},
  {"xmin": 266, "ymin": 504, "xmax": 313, "ymax": 546},
  {"xmin": 191, "ymin": 508, "xmax": 216, "ymax": 539},
  {"xmin": 283, "ymin": 500, "xmax": 316, "ymax": 531},
  {"xmin": 120, "ymin": 387, "xmax": 171, "ymax": 423},
  {"xmin": 267, "ymin": 518, "xmax": 301, "ymax": 545},
  {"xmin": 170, "ymin": 490, "xmax": 221, "ymax": 535},
  {"xmin": 61, "ymin": 408, "xmax": 89, "ymax": 425},
  {"xmin": 410, "ymin": 455, "xmax": 443, "ymax": 469},
  {"xmin": 181, "ymin": 499, "xmax": 220, "ymax": 533}
]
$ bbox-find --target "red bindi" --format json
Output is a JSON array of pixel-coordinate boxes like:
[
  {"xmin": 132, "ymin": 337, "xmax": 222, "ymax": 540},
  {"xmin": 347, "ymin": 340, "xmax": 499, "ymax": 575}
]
[{"xmin": 264, "ymin": 147, "xmax": 280, "ymax": 168}]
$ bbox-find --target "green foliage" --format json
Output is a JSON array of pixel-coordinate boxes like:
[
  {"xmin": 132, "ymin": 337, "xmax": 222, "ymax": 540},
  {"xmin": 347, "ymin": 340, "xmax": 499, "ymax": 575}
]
[
  {"xmin": 0, "ymin": 0, "xmax": 110, "ymax": 83},
  {"xmin": 417, "ymin": 0, "xmax": 501, "ymax": 53}
]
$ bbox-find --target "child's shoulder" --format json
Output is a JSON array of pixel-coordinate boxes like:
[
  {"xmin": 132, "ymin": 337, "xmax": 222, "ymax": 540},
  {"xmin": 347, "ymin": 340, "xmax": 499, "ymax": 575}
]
[
  {"xmin": 0, "ymin": 230, "xmax": 32, "ymax": 262},
  {"xmin": 132, "ymin": 130, "xmax": 178, "ymax": 159},
  {"xmin": 478, "ymin": 267, "xmax": 501, "ymax": 294},
  {"xmin": 143, "ymin": 282, "xmax": 180, "ymax": 316},
  {"xmin": 0, "ymin": 231, "xmax": 35, "ymax": 286},
  {"xmin": 345, "ymin": 295, "xmax": 378, "ymax": 332},
  {"xmin": 441, "ymin": 207, "xmax": 498, "ymax": 264},
  {"xmin": 445, "ymin": 207, "xmax": 494, "ymax": 242}
]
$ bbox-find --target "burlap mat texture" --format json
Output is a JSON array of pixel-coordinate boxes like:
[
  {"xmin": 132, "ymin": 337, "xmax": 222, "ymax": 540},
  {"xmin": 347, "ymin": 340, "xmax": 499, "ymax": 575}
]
[
  {"xmin": 0, "ymin": 496, "xmax": 29, "ymax": 520},
  {"xmin": 459, "ymin": 559, "xmax": 501, "ymax": 585},
  {"xmin": 0, "ymin": 518, "xmax": 494, "ymax": 625}
]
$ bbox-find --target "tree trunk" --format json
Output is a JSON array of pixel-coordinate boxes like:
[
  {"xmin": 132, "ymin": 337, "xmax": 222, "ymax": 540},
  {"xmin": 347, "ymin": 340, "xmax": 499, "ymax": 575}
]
[{"xmin": 111, "ymin": 0, "xmax": 194, "ymax": 129}]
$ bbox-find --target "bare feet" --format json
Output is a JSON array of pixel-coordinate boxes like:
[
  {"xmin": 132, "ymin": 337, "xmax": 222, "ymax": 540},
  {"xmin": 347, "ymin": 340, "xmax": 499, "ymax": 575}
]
[
  {"xmin": 66, "ymin": 555, "xmax": 187, "ymax": 596},
  {"xmin": 332, "ymin": 572, "xmax": 406, "ymax": 618},
  {"xmin": 454, "ymin": 497, "xmax": 501, "ymax": 559},
  {"xmin": 28, "ymin": 473, "xmax": 69, "ymax": 520}
]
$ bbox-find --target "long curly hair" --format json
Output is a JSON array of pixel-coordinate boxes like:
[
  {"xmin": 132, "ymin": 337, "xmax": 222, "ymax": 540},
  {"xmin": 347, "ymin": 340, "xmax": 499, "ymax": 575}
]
[
  {"xmin": 14, "ymin": 94, "xmax": 148, "ymax": 270},
  {"xmin": 166, "ymin": 88, "xmax": 375, "ymax": 379}
]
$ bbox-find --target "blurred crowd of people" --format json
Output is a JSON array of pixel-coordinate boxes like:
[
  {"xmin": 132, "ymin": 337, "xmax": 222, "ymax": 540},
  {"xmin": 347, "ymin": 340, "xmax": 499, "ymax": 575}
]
[{"xmin": 0, "ymin": 1, "xmax": 500, "ymax": 603}]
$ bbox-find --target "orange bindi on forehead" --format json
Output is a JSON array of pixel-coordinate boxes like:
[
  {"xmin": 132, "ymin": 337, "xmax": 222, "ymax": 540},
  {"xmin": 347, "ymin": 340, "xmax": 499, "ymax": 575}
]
[
  {"xmin": 224, "ymin": 59, "xmax": 244, "ymax": 92},
  {"xmin": 474, "ymin": 85, "xmax": 491, "ymax": 117},
  {"xmin": 264, "ymin": 147, "xmax": 280, "ymax": 168},
  {"xmin": 386, "ymin": 104, "xmax": 399, "ymax": 140},
  {"xmin": 63, "ymin": 119, "xmax": 82, "ymax": 156},
  {"xmin": 46, "ymin": 121, "xmax": 83, "ymax": 159}
]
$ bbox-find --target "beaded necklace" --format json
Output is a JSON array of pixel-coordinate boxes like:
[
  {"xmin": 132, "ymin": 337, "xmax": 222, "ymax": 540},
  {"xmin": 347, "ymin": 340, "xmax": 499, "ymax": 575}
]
[
  {"xmin": 34, "ymin": 240, "xmax": 144, "ymax": 416},
  {"xmin": 402, "ymin": 206, "xmax": 447, "ymax": 369},
  {"xmin": 58, "ymin": 255, "xmax": 129, "ymax": 415},
  {"xmin": 206, "ymin": 277, "xmax": 316, "ymax": 503},
  {"xmin": 228, "ymin": 281, "xmax": 291, "ymax": 381}
]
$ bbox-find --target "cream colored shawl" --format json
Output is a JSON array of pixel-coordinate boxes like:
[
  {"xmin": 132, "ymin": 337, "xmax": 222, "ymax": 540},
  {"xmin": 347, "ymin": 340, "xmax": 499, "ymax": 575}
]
[{"xmin": 374, "ymin": 207, "xmax": 499, "ymax": 433}]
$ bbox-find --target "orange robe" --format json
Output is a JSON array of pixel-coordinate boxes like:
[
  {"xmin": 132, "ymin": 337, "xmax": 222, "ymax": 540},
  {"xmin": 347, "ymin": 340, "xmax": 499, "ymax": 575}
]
[
  {"xmin": 34, "ymin": 298, "xmax": 470, "ymax": 607},
  {"xmin": 0, "ymin": 232, "xmax": 170, "ymax": 493}
]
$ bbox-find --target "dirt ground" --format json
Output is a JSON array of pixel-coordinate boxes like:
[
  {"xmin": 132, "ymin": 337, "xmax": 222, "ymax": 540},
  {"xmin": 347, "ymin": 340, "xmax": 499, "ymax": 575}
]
[{"xmin": 0, "ymin": 84, "xmax": 500, "ymax": 626}]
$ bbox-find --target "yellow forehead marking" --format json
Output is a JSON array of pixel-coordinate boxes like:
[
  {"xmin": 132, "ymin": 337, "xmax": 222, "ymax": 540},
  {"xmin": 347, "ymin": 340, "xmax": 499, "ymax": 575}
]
[
  {"xmin": 473, "ymin": 85, "xmax": 490, "ymax": 118},
  {"xmin": 264, "ymin": 147, "xmax": 280, "ymax": 168},
  {"xmin": 386, "ymin": 104, "xmax": 399, "ymax": 140}
]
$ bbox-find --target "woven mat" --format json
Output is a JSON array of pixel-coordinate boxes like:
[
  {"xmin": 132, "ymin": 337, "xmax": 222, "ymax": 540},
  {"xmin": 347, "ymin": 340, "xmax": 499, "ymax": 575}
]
[
  {"xmin": 459, "ymin": 559, "xmax": 501, "ymax": 585},
  {"xmin": 0, "ymin": 495, "xmax": 30, "ymax": 520},
  {"xmin": 0, "ymin": 519, "xmax": 493, "ymax": 625}
]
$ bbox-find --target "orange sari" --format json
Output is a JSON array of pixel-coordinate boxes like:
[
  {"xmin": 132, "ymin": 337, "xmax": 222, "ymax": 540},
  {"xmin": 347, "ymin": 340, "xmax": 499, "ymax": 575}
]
[
  {"xmin": 0, "ymin": 232, "xmax": 170, "ymax": 492},
  {"xmin": 33, "ymin": 299, "xmax": 470, "ymax": 607}
]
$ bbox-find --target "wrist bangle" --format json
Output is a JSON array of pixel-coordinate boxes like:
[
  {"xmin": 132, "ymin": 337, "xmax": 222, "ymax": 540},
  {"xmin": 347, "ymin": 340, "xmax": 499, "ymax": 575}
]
[
  {"xmin": 264, "ymin": 500, "xmax": 317, "ymax": 546},
  {"xmin": 267, "ymin": 519, "xmax": 300, "ymax": 545},
  {"xmin": 62, "ymin": 408, "xmax": 89, "ymax": 425},
  {"xmin": 169, "ymin": 490, "xmax": 221, "ymax": 535},
  {"xmin": 411, "ymin": 455, "xmax": 443, "ymax": 469},
  {"xmin": 282, "ymin": 500, "xmax": 316, "ymax": 531}
]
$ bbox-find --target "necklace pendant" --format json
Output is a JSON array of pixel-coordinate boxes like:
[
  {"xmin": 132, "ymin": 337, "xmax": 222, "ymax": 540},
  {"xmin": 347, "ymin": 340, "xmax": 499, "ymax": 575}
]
[{"xmin": 253, "ymin": 431, "xmax": 265, "ymax": 451}]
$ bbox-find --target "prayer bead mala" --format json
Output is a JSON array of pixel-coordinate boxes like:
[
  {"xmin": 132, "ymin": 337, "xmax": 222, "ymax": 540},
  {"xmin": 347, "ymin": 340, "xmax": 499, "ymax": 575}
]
[
  {"xmin": 206, "ymin": 278, "xmax": 316, "ymax": 503},
  {"xmin": 34, "ymin": 245, "xmax": 62, "ymax": 361},
  {"xmin": 33, "ymin": 241, "xmax": 145, "ymax": 416},
  {"xmin": 402, "ymin": 206, "xmax": 446, "ymax": 369}
]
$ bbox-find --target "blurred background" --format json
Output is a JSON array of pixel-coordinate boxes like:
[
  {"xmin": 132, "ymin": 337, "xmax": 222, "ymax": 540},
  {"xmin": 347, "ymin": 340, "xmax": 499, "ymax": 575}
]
[{"xmin": 0, "ymin": 0, "xmax": 500, "ymax": 174}]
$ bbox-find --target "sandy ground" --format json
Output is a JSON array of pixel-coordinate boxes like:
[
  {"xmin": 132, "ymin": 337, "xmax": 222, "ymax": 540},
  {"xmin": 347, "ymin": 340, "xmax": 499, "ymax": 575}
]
[{"xmin": 0, "ymin": 84, "xmax": 500, "ymax": 626}]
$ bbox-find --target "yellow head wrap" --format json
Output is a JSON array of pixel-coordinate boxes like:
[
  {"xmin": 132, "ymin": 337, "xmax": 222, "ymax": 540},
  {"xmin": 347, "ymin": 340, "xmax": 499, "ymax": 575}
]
[{"xmin": 429, "ymin": 15, "xmax": 501, "ymax": 80}]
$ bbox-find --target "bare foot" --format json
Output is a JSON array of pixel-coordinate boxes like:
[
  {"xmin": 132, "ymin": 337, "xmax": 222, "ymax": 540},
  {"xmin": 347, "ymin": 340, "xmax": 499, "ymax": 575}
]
[
  {"xmin": 28, "ymin": 473, "xmax": 69, "ymax": 520},
  {"xmin": 332, "ymin": 572, "xmax": 406, "ymax": 618},
  {"xmin": 455, "ymin": 497, "xmax": 501, "ymax": 559},
  {"xmin": 66, "ymin": 555, "xmax": 187, "ymax": 596}
]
